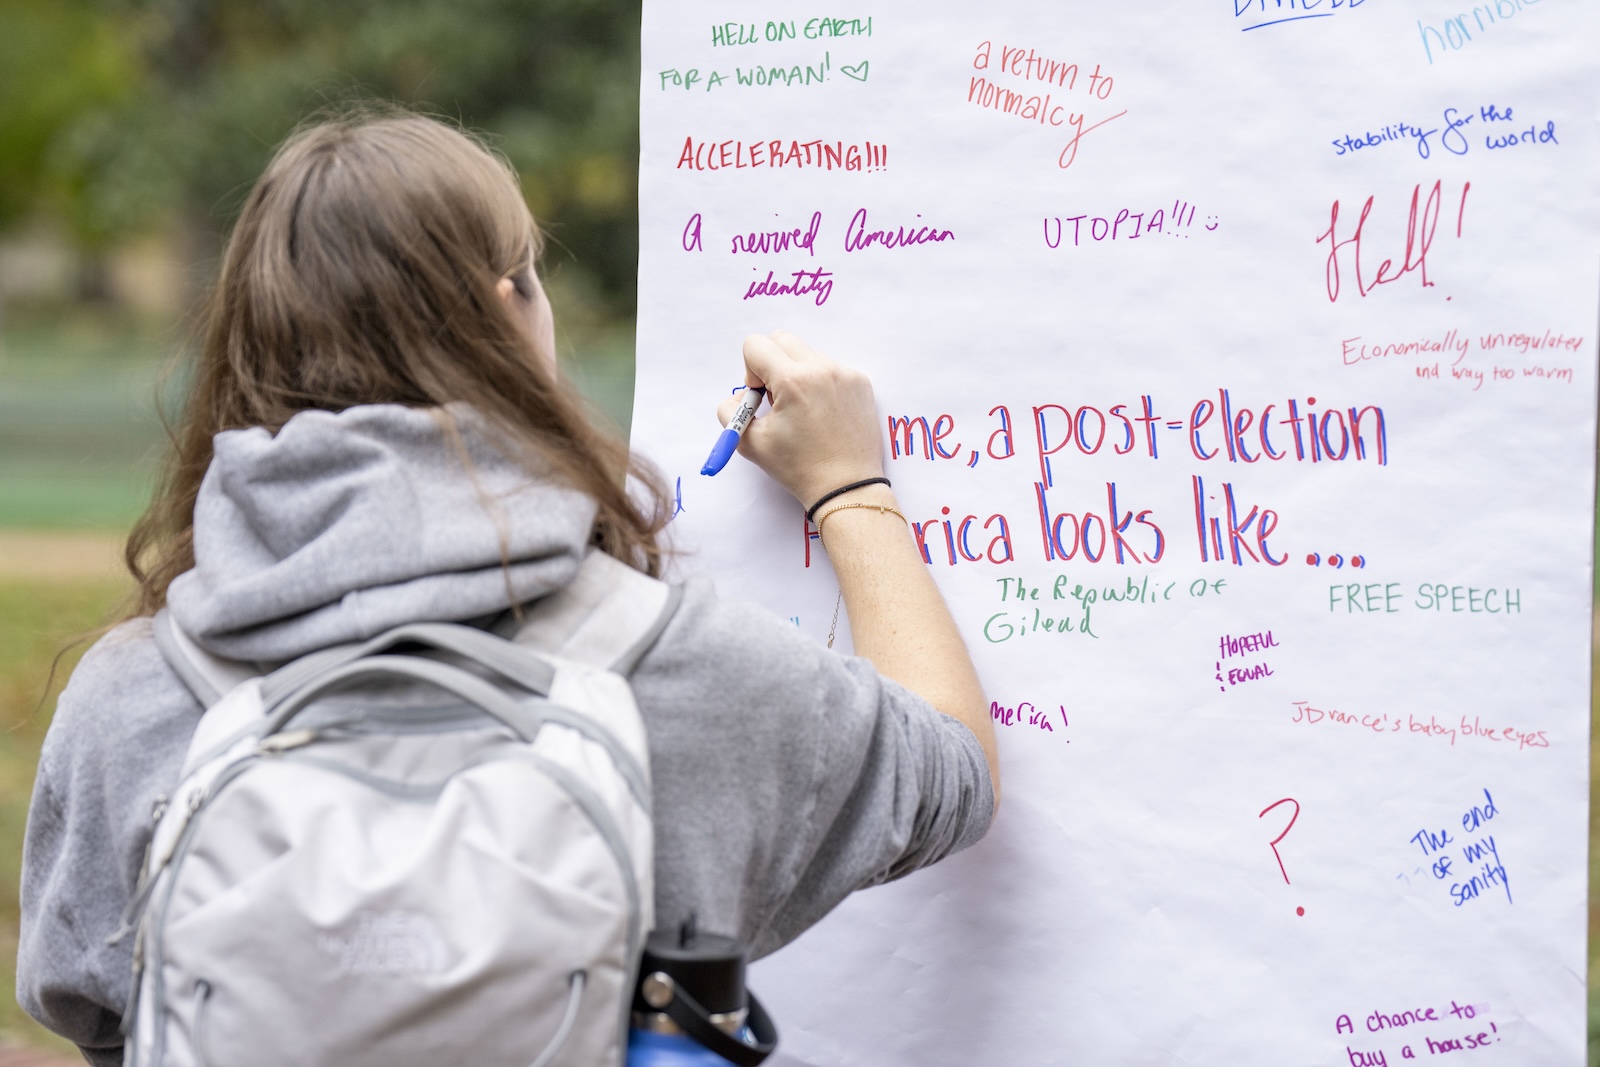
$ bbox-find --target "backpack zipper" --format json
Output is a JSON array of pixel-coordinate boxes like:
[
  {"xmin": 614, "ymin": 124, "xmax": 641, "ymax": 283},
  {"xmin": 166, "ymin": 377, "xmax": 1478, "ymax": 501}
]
[{"xmin": 133, "ymin": 754, "xmax": 261, "ymax": 1067}]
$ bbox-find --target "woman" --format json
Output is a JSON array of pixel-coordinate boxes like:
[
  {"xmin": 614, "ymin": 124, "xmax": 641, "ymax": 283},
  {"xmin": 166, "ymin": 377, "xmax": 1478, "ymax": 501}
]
[{"xmin": 17, "ymin": 111, "xmax": 997, "ymax": 1065}]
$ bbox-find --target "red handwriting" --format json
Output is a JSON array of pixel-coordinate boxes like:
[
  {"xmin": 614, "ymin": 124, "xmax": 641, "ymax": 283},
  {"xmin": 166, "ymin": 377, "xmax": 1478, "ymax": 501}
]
[
  {"xmin": 1258, "ymin": 798, "xmax": 1300, "ymax": 885},
  {"xmin": 1056, "ymin": 110, "xmax": 1128, "ymax": 170},
  {"xmin": 1317, "ymin": 180, "xmax": 1470, "ymax": 303},
  {"xmin": 969, "ymin": 40, "xmax": 1126, "ymax": 169},
  {"xmin": 1290, "ymin": 701, "xmax": 1549, "ymax": 751},
  {"xmin": 675, "ymin": 137, "xmax": 887, "ymax": 172}
]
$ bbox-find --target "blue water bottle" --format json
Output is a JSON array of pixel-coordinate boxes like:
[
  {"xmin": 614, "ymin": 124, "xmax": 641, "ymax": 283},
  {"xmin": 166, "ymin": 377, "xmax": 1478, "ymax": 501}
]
[{"xmin": 627, "ymin": 921, "xmax": 778, "ymax": 1067}]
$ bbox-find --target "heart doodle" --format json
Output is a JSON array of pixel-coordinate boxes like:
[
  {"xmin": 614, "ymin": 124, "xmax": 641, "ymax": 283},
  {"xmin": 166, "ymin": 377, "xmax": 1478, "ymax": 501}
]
[{"xmin": 840, "ymin": 61, "xmax": 869, "ymax": 81}]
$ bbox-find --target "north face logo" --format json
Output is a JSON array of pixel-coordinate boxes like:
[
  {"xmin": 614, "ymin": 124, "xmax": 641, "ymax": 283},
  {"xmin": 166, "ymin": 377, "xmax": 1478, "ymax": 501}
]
[{"xmin": 317, "ymin": 911, "xmax": 449, "ymax": 976}]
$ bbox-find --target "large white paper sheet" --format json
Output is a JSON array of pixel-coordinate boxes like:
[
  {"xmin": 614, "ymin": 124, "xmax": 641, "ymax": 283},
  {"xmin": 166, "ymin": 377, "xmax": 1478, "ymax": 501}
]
[{"xmin": 632, "ymin": 4, "xmax": 1600, "ymax": 1063}]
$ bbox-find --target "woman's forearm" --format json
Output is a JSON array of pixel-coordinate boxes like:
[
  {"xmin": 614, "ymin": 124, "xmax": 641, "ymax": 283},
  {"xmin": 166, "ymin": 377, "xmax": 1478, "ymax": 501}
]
[
  {"xmin": 816, "ymin": 485, "xmax": 999, "ymax": 805},
  {"xmin": 721, "ymin": 330, "xmax": 1000, "ymax": 810}
]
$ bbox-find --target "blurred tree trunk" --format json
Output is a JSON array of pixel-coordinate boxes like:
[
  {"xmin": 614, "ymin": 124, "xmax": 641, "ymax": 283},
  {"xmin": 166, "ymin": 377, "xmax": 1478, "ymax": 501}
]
[{"xmin": 75, "ymin": 250, "xmax": 114, "ymax": 304}]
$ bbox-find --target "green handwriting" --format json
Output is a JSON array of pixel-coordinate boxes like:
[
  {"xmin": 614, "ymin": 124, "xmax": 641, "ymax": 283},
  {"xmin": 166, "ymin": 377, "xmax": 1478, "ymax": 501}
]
[{"xmin": 711, "ymin": 18, "xmax": 873, "ymax": 47}]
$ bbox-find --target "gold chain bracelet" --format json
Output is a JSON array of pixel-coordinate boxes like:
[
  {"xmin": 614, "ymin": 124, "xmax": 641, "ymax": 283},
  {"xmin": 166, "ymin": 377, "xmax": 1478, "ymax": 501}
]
[{"xmin": 814, "ymin": 502, "xmax": 909, "ymax": 539}]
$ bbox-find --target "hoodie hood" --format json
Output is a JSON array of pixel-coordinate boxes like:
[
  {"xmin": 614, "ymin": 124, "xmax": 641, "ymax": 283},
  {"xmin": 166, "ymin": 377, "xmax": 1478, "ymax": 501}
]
[{"xmin": 166, "ymin": 404, "xmax": 597, "ymax": 661}]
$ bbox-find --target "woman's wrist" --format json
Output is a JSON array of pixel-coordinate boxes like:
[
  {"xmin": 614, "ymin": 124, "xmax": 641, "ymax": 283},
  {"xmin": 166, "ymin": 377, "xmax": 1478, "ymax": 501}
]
[
  {"xmin": 815, "ymin": 497, "xmax": 906, "ymax": 540},
  {"xmin": 807, "ymin": 477, "xmax": 893, "ymax": 513},
  {"xmin": 811, "ymin": 482, "xmax": 900, "ymax": 537},
  {"xmin": 805, "ymin": 476, "xmax": 892, "ymax": 521},
  {"xmin": 790, "ymin": 464, "xmax": 883, "ymax": 511}
]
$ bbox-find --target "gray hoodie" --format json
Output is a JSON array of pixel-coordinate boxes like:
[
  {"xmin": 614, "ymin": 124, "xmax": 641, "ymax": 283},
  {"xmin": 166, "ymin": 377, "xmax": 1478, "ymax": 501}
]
[{"xmin": 17, "ymin": 404, "xmax": 992, "ymax": 1065}]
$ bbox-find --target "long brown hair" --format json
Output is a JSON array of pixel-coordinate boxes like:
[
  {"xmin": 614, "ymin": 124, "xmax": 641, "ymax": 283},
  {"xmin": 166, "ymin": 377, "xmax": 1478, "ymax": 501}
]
[{"xmin": 125, "ymin": 108, "xmax": 667, "ymax": 617}]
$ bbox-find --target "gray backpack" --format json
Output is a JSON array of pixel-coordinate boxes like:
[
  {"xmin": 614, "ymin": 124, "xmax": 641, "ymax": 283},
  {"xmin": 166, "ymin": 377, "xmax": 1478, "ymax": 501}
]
[{"xmin": 122, "ymin": 551, "xmax": 680, "ymax": 1067}]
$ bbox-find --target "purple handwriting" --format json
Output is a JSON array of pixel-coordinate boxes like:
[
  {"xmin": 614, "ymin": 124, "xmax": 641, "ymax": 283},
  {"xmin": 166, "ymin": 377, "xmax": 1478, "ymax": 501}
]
[
  {"xmin": 685, "ymin": 208, "xmax": 954, "ymax": 308},
  {"xmin": 1220, "ymin": 629, "xmax": 1278, "ymax": 659},
  {"xmin": 1216, "ymin": 630, "xmax": 1278, "ymax": 691},
  {"xmin": 989, "ymin": 701, "xmax": 1069, "ymax": 739},
  {"xmin": 1044, "ymin": 199, "xmax": 1218, "ymax": 248},
  {"xmin": 743, "ymin": 268, "xmax": 834, "ymax": 307},
  {"xmin": 689, "ymin": 208, "xmax": 955, "ymax": 257},
  {"xmin": 1217, "ymin": 660, "xmax": 1273, "ymax": 691},
  {"xmin": 1336, "ymin": 999, "xmax": 1499, "ymax": 1067},
  {"xmin": 727, "ymin": 211, "xmax": 822, "ymax": 256},
  {"xmin": 844, "ymin": 208, "xmax": 954, "ymax": 252}
]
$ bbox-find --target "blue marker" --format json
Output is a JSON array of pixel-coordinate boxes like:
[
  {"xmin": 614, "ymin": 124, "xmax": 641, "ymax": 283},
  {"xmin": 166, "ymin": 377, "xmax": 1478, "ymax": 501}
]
[{"xmin": 701, "ymin": 386, "xmax": 766, "ymax": 475}]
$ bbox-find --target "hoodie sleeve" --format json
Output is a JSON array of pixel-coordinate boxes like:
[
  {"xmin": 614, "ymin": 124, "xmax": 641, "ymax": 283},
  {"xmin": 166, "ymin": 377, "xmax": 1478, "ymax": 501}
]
[
  {"xmin": 17, "ymin": 621, "xmax": 202, "ymax": 1064},
  {"xmin": 749, "ymin": 653, "xmax": 995, "ymax": 956},
  {"xmin": 631, "ymin": 578, "xmax": 994, "ymax": 960}
]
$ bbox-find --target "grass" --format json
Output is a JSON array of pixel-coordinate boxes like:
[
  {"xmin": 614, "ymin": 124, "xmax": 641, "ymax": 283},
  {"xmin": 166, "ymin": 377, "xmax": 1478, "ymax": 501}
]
[{"xmin": 0, "ymin": 576, "xmax": 131, "ymax": 1053}]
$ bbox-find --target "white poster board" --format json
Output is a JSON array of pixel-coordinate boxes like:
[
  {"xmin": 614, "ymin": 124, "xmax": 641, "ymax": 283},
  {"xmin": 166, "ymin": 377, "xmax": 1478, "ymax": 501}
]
[{"xmin": 631, "ymin": 3, "xmax": 1600, "ymax": 1063}]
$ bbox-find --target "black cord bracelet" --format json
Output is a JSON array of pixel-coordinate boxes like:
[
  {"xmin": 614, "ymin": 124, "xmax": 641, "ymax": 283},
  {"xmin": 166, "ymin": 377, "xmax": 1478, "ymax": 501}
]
[{"xmin": 806, "ymin": 477, "xmax": 891, "ymax": 523}]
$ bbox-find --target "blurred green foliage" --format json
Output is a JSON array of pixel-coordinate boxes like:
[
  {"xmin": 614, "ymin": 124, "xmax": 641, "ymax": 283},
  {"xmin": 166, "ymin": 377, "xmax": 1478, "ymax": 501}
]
[
  {"xmin": 0, "ymin": 0, "xmax": 133, "ymax": 242},
  {"xmin": 0, "ymin": 0, "xmax": 643, "ymax": 316}
]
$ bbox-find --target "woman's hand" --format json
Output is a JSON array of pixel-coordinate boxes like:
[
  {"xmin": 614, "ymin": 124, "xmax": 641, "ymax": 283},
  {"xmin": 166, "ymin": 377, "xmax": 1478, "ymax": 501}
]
[
  {"xmin": 716, "ymin": 331, "xmax": 884, "ymax": 510},
  {"xmin": 716, "ymin": 330, "xmax": 999, "ymax": 815}
]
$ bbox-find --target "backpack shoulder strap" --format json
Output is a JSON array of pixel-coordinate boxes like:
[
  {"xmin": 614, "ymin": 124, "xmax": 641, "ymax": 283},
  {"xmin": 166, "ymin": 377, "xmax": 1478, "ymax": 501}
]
[
  {"xmin": 152, "ymin": 609, "xmax": 268, "ymax": 709},
  {"xmin": 504, "ymin": 550, "xmax": 683, "ymax": 674}
]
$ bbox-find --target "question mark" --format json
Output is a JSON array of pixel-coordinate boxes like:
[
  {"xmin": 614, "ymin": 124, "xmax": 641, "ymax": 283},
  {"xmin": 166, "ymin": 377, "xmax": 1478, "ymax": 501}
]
[{"xmin": 1258, "ymin": 797, "xmax": 1300, "ymax": 884}]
